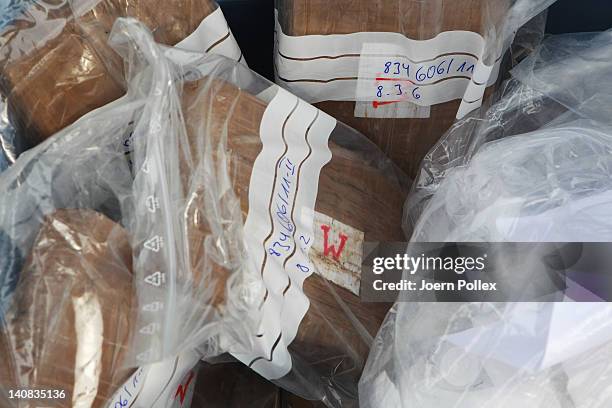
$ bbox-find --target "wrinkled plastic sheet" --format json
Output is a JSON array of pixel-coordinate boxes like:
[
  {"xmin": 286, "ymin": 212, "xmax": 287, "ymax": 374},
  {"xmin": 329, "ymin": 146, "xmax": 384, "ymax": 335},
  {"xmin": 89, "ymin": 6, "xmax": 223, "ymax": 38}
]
[{"xmin": 361, "ymin": 30, "xmax": 612, "ymax": 408}]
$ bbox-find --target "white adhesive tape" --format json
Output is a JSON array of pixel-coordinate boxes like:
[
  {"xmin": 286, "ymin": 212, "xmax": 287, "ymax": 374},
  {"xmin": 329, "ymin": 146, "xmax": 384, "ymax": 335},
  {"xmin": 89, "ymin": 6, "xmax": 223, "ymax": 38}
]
[
  {"xmin": 231, "ymin": 88, "xmax": 335, "ymax": 380},
  {"xmin": 274, "ymin": 10, "xmax": 502, "ymax": 118}
]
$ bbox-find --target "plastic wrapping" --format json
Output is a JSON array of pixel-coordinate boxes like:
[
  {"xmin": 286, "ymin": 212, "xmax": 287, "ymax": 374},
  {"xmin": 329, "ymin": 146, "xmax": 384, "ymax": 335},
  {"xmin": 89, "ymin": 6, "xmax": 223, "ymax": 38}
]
[
  {"xmin": 0, "ymin": 18, "xmax": 251, "ymax": 407},
  {"xmin": 360, "ymin": 30, "xmax": 612, "ymax": 407},
  {"xmin": 0, "ymin": 17, "xmax": 407, "ymax": 408},
  {"xmin": 0, "ymin": 0, "xmax": 24, "ymax": 172},
  {"xmin": 193, "ymin": 360, "xmax": 282, "ymax": 407},
  {"xmin": 171, "ymin": 39, "xmax": 407, "ymax": 408},
  {"xmin": 405, "ymin": 30, "xmax": 612, "ymax": 233},
  {"xmin": 0, "ymin": 95, "xmax": 16, "ymax": 171},
  {"xmin": 0, "ymin": 0, "xmax": 241, "ymax": 155},
  {"xmin": 274, "ymin": 0, "xmax": 556, "ymax": 178}
]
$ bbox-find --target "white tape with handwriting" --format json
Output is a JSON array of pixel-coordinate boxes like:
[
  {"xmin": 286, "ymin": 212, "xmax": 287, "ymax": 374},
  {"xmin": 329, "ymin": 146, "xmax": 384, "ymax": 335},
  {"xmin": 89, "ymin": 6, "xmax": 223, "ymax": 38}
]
[
  {"xmin": 275, "ymin": 9, "xmax": 502, "ymax": 118},
  {"xmin": 230, "ymin": 87, "xmax": 336, "ymax": 380},
  {"xmin": 106, "ymin": 351, "xmax": 199, "ymax": 408}
]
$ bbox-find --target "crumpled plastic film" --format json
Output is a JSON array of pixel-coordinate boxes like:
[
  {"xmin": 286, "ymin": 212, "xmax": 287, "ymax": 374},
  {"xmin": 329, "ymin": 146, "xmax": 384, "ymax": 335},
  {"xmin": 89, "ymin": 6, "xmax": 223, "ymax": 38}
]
[
  {"xmin": 0, "ymin": 18, "xmax": 253, "ymax": 407},
  {"xmin": 0, "ymin": 17, "xmax": 408, "ymax": 408},
  {"xmin": 405, "ymin": 30, "xmax": 612, "ymax": 233},
  {"xmin": 0, "ymin": 0, "xmax": 25, "ymax": 172},
  {"xmin": 360, "ymin": 30, "xmax": 612, "ymax": 408},
  {"xmin": 0, "ymin": 0, "xmax": 241, "ymax": 155},
  {"xmin": 164, "ymin": 39, "xmax": 407, "ymax": 408}
]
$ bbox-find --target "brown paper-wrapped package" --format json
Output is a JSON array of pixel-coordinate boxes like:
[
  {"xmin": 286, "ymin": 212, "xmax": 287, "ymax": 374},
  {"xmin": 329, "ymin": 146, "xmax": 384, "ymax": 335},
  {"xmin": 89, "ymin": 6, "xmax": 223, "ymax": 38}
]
[
  {"xmin": 0, "ymin": 209, "xmax": 134, "ymax": 407},
  {"xmin": 276, "ymin": 0, "xmax": 509, "ymax": 178},
  {"xmin": 0, "ymin": 72, "xmax": 400, "ymax": 401},
  {"xmin": 193, "ymin": 361, "xmax": 282, "ymax": 407},
  {"xmin": 181, "ymin": 78, "xmax": 406, "ymax": 403},
  {"xmin": 0, "ymin": 0, "xmax": 217, "ymax": 148}
]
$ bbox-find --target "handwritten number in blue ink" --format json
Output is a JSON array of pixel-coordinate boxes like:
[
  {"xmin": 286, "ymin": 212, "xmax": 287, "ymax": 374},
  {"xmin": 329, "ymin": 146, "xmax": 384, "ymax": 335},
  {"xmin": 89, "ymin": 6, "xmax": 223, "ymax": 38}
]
[
  {"xmin": 393, "ymin": 62, "xmax": 401, "ymax": 75},
  {"xmin": 415, "ymin": 66, "xmax": 426, "ymax": 82},
  {"xmin": 296, "ymin": 263, "xmax": 310, "ymax": 273},
  {"xmin": 384, "ymin": 62, "xmax": 391, "ymax": 74},
  {"xmin": 115, "ymin": 396, "xmax": 128, "ymax": 408},
  {"xmin": 376, "ymin": 86, "xmax": 383, "ymax": 98},
  {"xmin": 402, "ymin": 63, "xmax": 410, "ymax": 77},
  {"xmin": 273, "ymin": 241, "xmax": 290, "ymax": 251},
  {"xmin": 299, "ymin": 235, "xmax": 311, "ymax": 246},
  {"xmin": 395, "ymin": 84, "xmax": 403, "ymax": 96},
  {"xmin": 412, "ymin": 87, "xmax": 421, "ymax": 100},
  {"xmin": 427, "ymin": 65, "xmax": 436, "ymax": 79},
  {"xmin": 269, "ymin": 248, "xmax": 282, "ymax": 257},
  {"xmin": 437, "ymin": 60, "xmax": 446, "ymax": 75}
]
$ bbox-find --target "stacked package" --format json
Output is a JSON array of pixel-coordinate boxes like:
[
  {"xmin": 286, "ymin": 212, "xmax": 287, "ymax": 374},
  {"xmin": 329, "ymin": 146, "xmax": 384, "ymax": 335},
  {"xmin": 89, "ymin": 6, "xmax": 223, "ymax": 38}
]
[
  {"xmin": 0, "ymin": 18, "xmax": 406, "ymax": 407},
  {"xmin": 274, "ymin": 0, "xmax": 556, "ymax": 177},
  {"xmin": 359, "ymin": 30, "xmax": 612, "ymax": 408},
  {"xmin": 0, "ymin": 0, "xmax": 587, "ymax": 407},
  {"xmin": 0, "ymin": 0, "xmax": 242, "ymax": 152}
]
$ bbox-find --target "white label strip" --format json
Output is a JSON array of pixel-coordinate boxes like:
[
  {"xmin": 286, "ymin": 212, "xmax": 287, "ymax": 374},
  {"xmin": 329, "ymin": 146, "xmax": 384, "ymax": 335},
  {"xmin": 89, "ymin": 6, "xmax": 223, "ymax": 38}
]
[
  {"xmin": 106, "ymin": 351, "xmax": 200, "ymax": 408},
  {"xmin": 175, "ymin": 6, "xmax": 244, "ymax": 65},
  {"xmin": 274, "ymin": 10, "xmax": 502, "ymax": 118},
  {"xmin": 310, "ymin": 212, "xmax": 364, "ymax": 296},
  {"xmin": 231, "ymin": 88, "xmax": 335, "ymax": 380}
]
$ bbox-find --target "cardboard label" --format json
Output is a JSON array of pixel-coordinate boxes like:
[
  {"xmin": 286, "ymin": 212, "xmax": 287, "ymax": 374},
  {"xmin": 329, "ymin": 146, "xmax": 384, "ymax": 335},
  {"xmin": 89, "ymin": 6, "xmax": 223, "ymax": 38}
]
[{"xmin": 310, "ymin": 212, "xmax": 364, "ymax": 296}]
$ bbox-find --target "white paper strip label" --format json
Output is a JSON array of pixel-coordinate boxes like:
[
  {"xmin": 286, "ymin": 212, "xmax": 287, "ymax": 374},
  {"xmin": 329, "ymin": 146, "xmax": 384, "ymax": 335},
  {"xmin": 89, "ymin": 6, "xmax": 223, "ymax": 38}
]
[
  {"xmin": 175, "ymin": 6, "xmax": 244, "ymax": 64},
  {"xmin": 231, "ymin": 87, "xmax": 335, "ymax": 380},
  {"xmin": 106, "ymin": 351, "xmax": 200, "ymax": 408},
  {"xmin": 274, "ymin": 11, "xmax": 502, "ymax": 119}
]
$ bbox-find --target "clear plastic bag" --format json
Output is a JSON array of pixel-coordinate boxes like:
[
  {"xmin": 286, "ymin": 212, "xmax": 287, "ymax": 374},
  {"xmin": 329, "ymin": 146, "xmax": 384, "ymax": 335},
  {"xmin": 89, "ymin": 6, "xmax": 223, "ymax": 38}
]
[
  {"xmin": 0, "ymin": 17, "xmax": 251, "ymax": 407},
  {"xmin": 274, "ymin": 0, "xmax": 556, "ymax": 178},
  {"xmin": 0, "ymin": 0, "xmax": 26, "ymax": 172},
  {"xmin": 0, "ymin": 17, "xmax": 407, "ymax": 407},
  {"xmin": 0, "ymin": 0, "xmax": 241, "ymax": 154},
  {"xmin": 405, "ymin": 30, "xmax": 612, "ymax": 234},
  {"xmin": 360, "ymin": 30, "xmax": 612, "ymax": 407},
  {"xmin": 192, "ymin": 360, "xmax": 282, "ymax": 407}
]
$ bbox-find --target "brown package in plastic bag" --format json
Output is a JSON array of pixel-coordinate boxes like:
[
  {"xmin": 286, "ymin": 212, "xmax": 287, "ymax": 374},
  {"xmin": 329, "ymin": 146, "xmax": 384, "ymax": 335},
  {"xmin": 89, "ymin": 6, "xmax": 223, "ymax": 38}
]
[
  {"xmin": 274, "ymin": 0, "xmax": 553, "ymax": 178},
  {"xmin": 179, "ymin": 69, "xmax": 405, "ymax": 405},
  {"xmin": 0, "ymin": 0, "xmax": 241, "ymax": 150},
  {"xmin": 193, "ymin": 361, "xmax": 282, "ymax": 407},
  {"xmin": 0, "ymin": 19, "xmax": 408, "ymax": 407},
  {"xmin": 0, "ymin": 209, "xmax": 134, "ymax": 407}
]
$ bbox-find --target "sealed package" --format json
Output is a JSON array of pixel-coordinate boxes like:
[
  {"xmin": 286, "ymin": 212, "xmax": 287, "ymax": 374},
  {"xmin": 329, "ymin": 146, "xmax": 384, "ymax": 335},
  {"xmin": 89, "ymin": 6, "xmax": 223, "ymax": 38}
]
[
  {"xmin": 359, "ymin": 30, "xmax": 612, "ymax": 407},
  {"xmin": 0, "ymin": 0, "xmax": 242, "ymax": 153},
  {"xmin": 0, "ymin": 18, "xmax": 407, "ymax": 407},
  {"xmin": 274, "ymin": 0, "xmax": 556, "ymax": 177},
  {"xmin": 0, "ymin": 0, "xmax": 25, "ymax": 172},
  {"xmin": 192, "ymin": 360, "xmax": 281, "ymax": 407},
  {"xmin": 0, "ymin": 18, "xmax": 246, "ymax": 408},
  {"xmin": 172, "ymin": 33, "xmax": 407, "ymax": 408}
]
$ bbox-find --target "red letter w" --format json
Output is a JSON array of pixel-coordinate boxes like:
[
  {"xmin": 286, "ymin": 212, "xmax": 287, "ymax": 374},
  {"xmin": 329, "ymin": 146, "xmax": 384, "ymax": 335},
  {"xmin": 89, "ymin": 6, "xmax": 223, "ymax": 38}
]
[
  {"xmin": 321, "ymin": 224, "xmax": 348, "ymax": 261},
  {"xmin": 174, "ymin": 370, "xmax": 195, "ymax": 405}
]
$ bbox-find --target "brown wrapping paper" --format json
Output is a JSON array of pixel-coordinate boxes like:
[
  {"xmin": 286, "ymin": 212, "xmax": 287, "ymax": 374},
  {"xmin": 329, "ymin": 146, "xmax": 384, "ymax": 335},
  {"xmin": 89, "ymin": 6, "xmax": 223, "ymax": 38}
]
[
  {"xmin": 276, "ymin": 0, "xmax": 510, "ymax": 178},
  {"xmin": 182, "ymin": 78, "xmax": 405, "ymax": 399},
  {"xmin": 0, "ymin": 0, "xmax": 217, "ymax": 148},
  {"xmin": 0, "ymin": 74, "xmax": 406, "ymax": 408},
  {"xmin": 193, "ymin": 361, "xmax": 282, "ymax": 407},
  {"xmin": 0, "ymin": 209, "xmax": 134, "ymax": 407}
]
